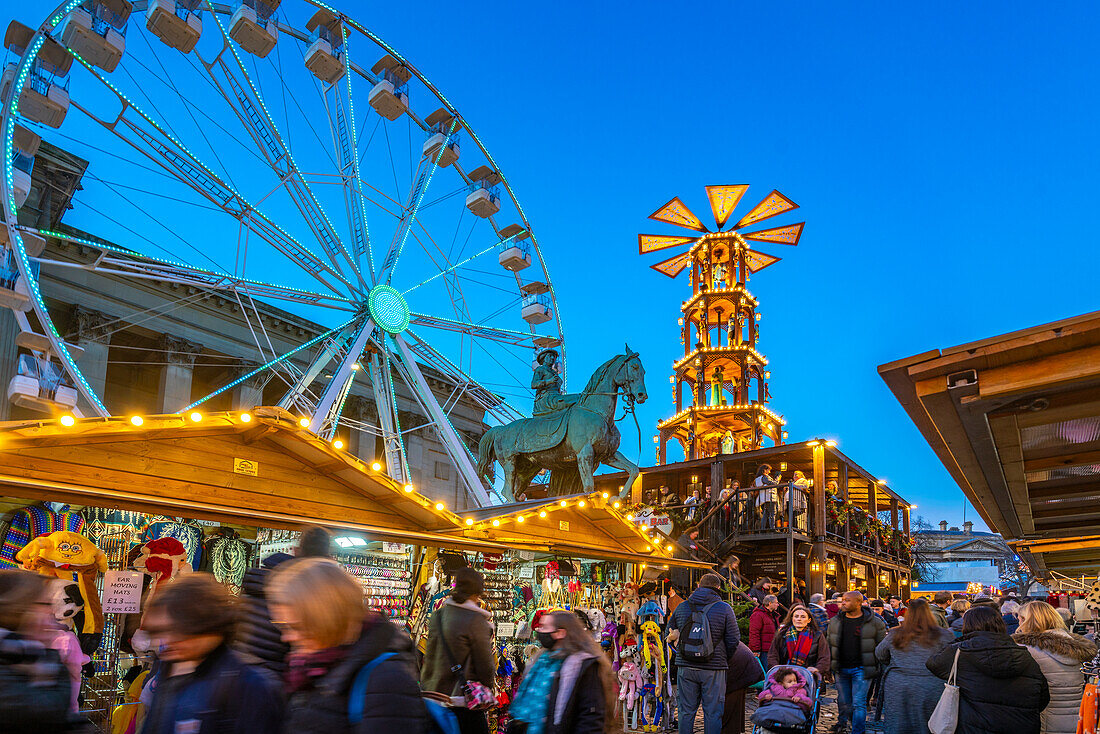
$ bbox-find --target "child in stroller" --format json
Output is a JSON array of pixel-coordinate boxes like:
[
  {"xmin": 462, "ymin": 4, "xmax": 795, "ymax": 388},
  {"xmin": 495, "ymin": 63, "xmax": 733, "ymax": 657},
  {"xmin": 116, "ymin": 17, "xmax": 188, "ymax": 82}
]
[{"xmin": 750, "ymin": 665, "xmax": 820, "ymax": 734}]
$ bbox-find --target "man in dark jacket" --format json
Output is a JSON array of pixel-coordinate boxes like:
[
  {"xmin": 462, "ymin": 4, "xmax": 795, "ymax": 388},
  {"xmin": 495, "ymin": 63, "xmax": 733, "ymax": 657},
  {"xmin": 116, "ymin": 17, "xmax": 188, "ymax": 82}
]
[
  {"xmin": 142, "ymin": 575, "xmax": 283, "ymax": 734},
  {"xmin": 235, "ymin": 525, "xmax": 331, "ymax": 672},
  {"xmin": 826, "ymin": 592, "xmax": 886, "ymax": 734},
  {"xmin": 931, "ymin": 590, "xmax": 951, "ymax": 628},
  {"xmin": 669, "ymin": 573, "xmax": 741, "ymax": 734},
  {"xmin": 869, "ymin": 599, "xmax": 898, "ymax": 629}
]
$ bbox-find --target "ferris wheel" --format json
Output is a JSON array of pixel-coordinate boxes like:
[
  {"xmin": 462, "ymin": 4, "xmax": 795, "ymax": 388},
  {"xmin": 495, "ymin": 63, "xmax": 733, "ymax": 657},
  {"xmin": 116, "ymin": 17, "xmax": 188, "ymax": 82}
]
[{"xmin": 0, "ymin": 0, "xmax": 566, "ymax": 506}]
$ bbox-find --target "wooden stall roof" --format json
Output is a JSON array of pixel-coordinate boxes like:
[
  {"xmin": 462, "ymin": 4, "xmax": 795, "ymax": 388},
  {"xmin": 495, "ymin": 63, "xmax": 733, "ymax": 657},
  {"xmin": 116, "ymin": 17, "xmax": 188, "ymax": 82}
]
[
  {"xmin": 445, "ymin": 493, "xmax": 712, "ymax": 570},
  {"xmin": 879, "ymin": 310, "xmax": 1100, "ymax": 577},
  {"xmin": 0, "ymin": 407, "xmax": 513, "ymax": 553}
]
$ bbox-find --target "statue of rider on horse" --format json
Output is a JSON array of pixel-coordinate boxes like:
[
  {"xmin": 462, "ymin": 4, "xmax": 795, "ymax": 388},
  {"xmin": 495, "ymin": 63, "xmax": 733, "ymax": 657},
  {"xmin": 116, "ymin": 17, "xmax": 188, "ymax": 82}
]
[{"xmin": 477, "ymin": 345, "xmax": 648, "ymax": 502}]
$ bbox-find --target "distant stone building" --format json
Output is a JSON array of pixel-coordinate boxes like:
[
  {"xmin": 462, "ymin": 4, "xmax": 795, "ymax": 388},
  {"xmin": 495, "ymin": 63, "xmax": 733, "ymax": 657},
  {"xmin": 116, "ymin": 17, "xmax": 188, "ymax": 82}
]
[{"xmin": 915, "ymin": 520, "xmax": 1014, "ymax": 590}]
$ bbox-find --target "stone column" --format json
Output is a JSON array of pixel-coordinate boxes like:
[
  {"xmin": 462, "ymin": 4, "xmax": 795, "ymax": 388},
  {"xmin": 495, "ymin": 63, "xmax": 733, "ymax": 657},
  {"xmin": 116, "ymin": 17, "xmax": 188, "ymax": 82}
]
[
  {"xmin": 73, "ymin": 307, "xmax": 113, "ymax": 416},
  {"xmin": 231, "ymin": 361, "xmax": 266, "ymax": 410},
  {"xmin": 158, "ymin": 334, "xmax": 201, "ymax": 414}
]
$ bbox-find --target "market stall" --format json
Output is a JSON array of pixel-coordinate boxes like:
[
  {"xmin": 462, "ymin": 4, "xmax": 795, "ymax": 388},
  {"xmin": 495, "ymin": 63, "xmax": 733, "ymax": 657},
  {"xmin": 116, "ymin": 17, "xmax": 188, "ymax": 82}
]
[{"xmin": 0, "ymin": 407, "xmax": 709, "ymax": 733}]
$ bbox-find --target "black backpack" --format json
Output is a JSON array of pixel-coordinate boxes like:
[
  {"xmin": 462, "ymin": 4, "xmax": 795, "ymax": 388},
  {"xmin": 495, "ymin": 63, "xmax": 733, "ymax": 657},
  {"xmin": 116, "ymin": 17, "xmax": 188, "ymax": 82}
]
[{"xmin": 679, "ymin": 601, "xmax": 719, "ymax": 662}]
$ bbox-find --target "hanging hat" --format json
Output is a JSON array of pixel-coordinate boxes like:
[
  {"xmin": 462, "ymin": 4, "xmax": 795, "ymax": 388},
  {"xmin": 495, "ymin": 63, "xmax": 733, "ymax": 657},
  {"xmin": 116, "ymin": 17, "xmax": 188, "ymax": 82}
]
[{"xmin": 133, "ymin": 537, "xmax": 193, "ymax": 595}]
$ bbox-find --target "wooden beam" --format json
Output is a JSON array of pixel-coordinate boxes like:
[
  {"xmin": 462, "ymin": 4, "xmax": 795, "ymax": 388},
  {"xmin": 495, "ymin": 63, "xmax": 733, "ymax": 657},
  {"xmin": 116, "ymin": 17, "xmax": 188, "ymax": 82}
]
[
  {"xmin": 988, "ymin": 414, "xmax": 1035, "ymax": 533},
  {"xmin": 1024, "ymin": 446, "xmax": 1100, "ymax": 473},
  {"xmin": 979, "ymin": 345, "xmax": 1100, "ymax": 400}
]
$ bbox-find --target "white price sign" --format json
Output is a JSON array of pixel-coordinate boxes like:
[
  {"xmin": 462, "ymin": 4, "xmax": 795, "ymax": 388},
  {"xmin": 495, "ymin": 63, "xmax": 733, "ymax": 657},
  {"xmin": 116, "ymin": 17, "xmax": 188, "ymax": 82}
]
[
  {"xmin": 382, "ymin": 542, "xmax": 405, "ymax": 554},
  {"xmin": 496, "ymin": 622, "xmax": 516, "ymax": 638},
  {"xmin": 102, "ymin": 570, "xmax": 143, "ymax": 614}
]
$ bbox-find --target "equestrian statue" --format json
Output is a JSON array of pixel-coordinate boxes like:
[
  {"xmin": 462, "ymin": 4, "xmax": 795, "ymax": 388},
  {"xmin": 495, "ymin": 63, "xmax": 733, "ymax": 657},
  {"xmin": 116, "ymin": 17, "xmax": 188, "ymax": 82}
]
[{"xmin": 477, "ymin": 345, "xmax": 648, "ymax": 502}]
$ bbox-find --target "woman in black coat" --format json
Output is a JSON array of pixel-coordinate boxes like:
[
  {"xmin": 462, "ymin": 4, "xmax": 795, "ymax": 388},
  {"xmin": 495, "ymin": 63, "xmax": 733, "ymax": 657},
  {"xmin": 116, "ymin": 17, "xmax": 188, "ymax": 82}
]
[
  {"xmin": 268, "ymin": 559, "xmax": 427, "ymax": 734},
  {"xmin": 724, "ymin": 641, "xmax": 765, "ymax": 734},
  {"xmin": 926, "ymin": 605, "xmax": 1049, "ymax": 734}
]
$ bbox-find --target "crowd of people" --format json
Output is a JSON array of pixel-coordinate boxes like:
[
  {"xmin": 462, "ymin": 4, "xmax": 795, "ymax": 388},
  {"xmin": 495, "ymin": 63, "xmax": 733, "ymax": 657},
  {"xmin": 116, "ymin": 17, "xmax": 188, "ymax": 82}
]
[{"xmin": 1, "ymin": 527, "xmax": 1097, "ymax": 734}]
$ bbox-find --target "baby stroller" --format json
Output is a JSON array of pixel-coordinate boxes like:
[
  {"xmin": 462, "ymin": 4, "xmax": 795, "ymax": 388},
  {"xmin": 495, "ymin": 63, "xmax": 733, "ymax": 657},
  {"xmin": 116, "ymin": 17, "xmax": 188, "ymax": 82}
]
[{"xmin": 750, "ymin": 665, "xmax": 821, "ymax": 734}]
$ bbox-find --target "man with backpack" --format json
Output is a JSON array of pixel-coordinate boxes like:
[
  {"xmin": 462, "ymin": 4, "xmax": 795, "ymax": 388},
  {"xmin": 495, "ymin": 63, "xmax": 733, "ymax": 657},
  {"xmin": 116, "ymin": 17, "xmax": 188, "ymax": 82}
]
[{"xmin": 668, "ymin": 573, "xmax": 742, "ymax": 734}]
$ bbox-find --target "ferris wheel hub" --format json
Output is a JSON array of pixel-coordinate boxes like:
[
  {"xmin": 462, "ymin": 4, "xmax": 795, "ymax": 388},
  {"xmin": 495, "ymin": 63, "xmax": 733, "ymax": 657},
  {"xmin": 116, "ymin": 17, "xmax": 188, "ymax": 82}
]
[{"xmin": 367, "ymin": 284, "xmax": 410, "ymax": 334}]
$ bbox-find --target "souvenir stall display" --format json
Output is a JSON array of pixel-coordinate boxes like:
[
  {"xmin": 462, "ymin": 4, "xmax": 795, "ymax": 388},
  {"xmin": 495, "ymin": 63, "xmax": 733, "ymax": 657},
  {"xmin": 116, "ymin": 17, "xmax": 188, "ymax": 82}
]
[
  {"xmin": 336, "ymin": 547, "xmax": 415, "ymax": 623},
  {"xmin": 0, "ymin": 497, "xmax": 263, "ymax": 732},
  {"xmin": 0, "ymin": 501, "xmax": 85, "ymax": 568}
]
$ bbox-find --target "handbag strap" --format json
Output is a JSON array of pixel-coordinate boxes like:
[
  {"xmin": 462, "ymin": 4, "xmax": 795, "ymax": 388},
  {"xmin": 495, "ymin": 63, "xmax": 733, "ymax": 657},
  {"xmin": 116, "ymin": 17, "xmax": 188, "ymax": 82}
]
[
  {"xmin": 438, "ymin": 605, "xmax": 470, "ymax": 683},
  {"xmin": 947, "ymin": 647, "xmax": 961, "ymax": 687}
]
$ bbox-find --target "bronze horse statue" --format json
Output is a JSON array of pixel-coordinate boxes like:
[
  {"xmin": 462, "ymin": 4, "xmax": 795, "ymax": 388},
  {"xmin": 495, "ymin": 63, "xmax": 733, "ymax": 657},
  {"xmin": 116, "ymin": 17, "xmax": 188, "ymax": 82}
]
[{"xmin": 477, "ymin": 347, "xmax": 647, "ymax": 502}]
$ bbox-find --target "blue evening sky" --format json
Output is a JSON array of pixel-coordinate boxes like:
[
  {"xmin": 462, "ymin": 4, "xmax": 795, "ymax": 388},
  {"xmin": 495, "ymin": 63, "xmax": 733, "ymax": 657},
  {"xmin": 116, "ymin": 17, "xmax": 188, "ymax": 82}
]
[{"xmin": 19, "ymin": 1, "xmax": 1100, "ymax": 530}]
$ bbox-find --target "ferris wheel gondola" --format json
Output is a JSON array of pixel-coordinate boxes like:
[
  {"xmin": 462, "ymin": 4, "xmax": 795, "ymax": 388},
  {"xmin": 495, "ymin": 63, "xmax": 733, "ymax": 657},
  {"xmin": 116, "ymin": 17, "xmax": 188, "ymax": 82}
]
[{"xmin": 0, "ymin": 0, "xmax": 565, "ymax": 506}]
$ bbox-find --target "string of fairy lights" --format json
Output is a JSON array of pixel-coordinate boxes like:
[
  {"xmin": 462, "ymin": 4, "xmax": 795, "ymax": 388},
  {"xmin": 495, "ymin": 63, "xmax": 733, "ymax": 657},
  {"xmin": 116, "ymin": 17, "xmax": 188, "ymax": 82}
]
[{"xmin": 30, "ymin": 409, "xmax": 678, "ymax": 559}]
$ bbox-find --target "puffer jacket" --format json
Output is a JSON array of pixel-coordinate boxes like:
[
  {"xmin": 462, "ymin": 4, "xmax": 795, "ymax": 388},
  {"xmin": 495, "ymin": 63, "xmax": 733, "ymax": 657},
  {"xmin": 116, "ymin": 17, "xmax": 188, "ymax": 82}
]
[
  {"xmin": 669, "ymin": 587, "xmax": 741, "ymax": 670},
  {"xmin": 927, "ymin": 630, "xmax": 1049, "ymax": 734},
  {"xmin": 826, "ymin": 608, "xmax": 887, "ymax": 678},
  {"xmin": 0, "ymin": 628, "xmax": 88, "ymax": 733},
  {"xmin": 285, "ymin": 614, "xmax": 427, "ymax": 734},
  {"xmin": 747, "ymin": 606, "xmax": 780, "ymax": 655},
  {"xmin": 234, "ymin": 552, "xmax": 292, "ymax": 673},
  {"xmin": 1013, "ymin": 630, "xmax": 1096, "ymax": 734}
]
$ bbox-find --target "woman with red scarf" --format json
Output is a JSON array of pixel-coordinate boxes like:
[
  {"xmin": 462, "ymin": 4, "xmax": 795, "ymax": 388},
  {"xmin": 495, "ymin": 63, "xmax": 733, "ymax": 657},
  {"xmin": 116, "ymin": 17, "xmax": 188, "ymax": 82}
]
[{"xmin": 767, "ymin": 605, "xmax": 831, "ymax": 678}]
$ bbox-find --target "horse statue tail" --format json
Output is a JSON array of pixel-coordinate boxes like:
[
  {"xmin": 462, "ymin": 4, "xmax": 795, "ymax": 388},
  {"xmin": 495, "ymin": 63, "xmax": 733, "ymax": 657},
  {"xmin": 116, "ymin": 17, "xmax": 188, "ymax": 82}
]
[{"xmin": 477, "ymin": 427, "xmax": 497, "ymax": 480}]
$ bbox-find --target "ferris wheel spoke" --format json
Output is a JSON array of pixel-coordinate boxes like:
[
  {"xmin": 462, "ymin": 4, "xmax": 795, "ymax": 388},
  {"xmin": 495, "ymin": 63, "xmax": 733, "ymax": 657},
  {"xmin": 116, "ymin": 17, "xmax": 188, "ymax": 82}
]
[
  {"xmin": 306, "ymin": 317, "xmax": 375, "ymax": 433},
  {"xmin": 197, "ymin": 4, "xmax": 367, "ymax": 291},
  {"xmin": 183, "ymin": 317, "xmax": 356, "ymax": 411},
  {"xmin": 64, "ymin": 104, "xmax": 356, "ymax": 298},
  {"xmin": 376, "ymin": 119, "xmax": 457, "ymax": 284},
  {"xmin": 275, "ymin": 317, "xmax": 362, "ymax": 413},
  {"xmin": 391, "ymin": 334, "xmax": 491, "ymax": 505},
  {"xmin": 47, "ymin": 37, "xmax": 360, "ymax": 298},
  {"xmin": 403, "ymin": 228, "xmax": 525, "ymax": 296},
  {"xmin": 321, "ymin": 26, "xmax": 374, "ymax": 283},
  {"xmin": 404, "ymin": 328, "xmax": 524, "ymax": 424},
  {"xmin": 366, "ymin": 348, "xmax": 409, "ymax": 483},
  {"xmin": 408, "ymin": 312, "xmax": 539, "ymax": 349}
]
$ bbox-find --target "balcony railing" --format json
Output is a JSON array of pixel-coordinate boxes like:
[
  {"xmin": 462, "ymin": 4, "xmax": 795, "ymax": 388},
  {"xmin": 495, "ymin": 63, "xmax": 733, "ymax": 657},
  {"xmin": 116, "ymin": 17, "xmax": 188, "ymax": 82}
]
[{"xmin": 651, "ymin": 482, "xmax": 913, "ymax": 564}]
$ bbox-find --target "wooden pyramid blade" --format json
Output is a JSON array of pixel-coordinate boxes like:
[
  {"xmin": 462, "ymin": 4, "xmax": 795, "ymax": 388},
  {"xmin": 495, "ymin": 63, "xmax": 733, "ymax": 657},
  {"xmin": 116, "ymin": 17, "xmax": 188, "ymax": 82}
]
[
  {"xmin": 648, "ymin": 197, "xmax": 709, "ymax": 233},
  {"xmin": 744, "ymin": 250, "xmax": 782, "ymax": 273},
  {"xmin": 734, "ymin": 190, "xmax": 799, "ymax": 229},
  {"xmin": 638, "ymin": 234, "xmax": 698, "ymax": 255},
  {"xmin": 741, "ymin": 222, "xmax": 805, "ymax": 246},
  {"xmin": 705, "ymin": 185, "xmax": 749, "ymax": 229},
  {"xmin": 650, "ymin": 251, "xmax": 693, "ymax": 278}
]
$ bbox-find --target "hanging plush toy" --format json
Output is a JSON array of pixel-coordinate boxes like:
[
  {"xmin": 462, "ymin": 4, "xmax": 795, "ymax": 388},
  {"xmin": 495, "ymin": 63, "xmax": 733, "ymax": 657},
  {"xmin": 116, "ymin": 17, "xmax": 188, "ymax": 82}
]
[
  {"xmin": 133, "ymin": 537, "xmax": 193, "ymax": 595},
  {"xmin": 618, "ymin": 653, "xmax": 644, "ymax": 708},
  {"xmin": 620, "ymin": 582, "xmax": 640, "ymax": 619},
  {"xmin": 18, "ymin": 531, "xmax": 108, "ymax": 636}
]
